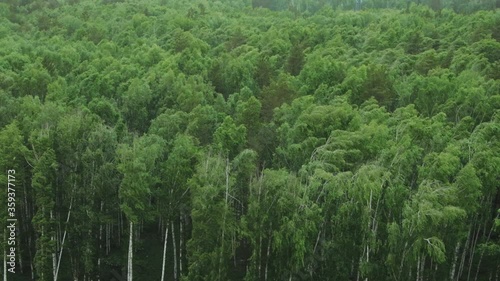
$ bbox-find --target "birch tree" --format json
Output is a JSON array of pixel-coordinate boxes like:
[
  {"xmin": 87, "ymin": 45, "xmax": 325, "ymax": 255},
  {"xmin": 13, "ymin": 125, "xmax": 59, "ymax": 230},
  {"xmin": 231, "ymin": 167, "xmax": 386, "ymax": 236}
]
[{"xmin": 117, "ymin": 134, "xmax": 165, "ymax": 281}]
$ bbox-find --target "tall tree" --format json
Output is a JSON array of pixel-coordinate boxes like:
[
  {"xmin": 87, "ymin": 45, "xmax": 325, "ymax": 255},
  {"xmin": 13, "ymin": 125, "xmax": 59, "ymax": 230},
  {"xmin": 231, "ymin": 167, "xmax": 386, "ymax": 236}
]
[{"xmin": 117, "ymin": 134, "xmax": 165, "ymax": 281}]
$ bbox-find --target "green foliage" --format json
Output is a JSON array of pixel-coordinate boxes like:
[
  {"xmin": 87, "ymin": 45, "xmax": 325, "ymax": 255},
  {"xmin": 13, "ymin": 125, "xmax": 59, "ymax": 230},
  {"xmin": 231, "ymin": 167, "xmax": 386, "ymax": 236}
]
[
  {"xmin": 2, "ymin": 1, "xmax": 499, "ymax": 280},
  {"xmin": 214, "ymin": 116, "xmax": 247, "ymax": 158},
  {"xmin": 117, "ymin": 134, "xmax": 165, "ymax": 222}
]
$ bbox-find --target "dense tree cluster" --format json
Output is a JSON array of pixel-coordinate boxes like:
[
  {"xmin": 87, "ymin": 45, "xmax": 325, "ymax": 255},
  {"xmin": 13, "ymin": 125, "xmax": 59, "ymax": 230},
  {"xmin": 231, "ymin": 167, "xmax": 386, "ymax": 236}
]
[{"xmin": 0, "ymin": 0, "xmax": 499, "ymax": 280}]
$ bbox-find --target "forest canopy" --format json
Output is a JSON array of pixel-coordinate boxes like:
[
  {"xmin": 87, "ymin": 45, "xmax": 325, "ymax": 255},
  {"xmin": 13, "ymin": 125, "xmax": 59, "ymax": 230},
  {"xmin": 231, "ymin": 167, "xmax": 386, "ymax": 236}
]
[{"xmin": 0, "ymin": 0, "xmax": 499, "ymax": 280}]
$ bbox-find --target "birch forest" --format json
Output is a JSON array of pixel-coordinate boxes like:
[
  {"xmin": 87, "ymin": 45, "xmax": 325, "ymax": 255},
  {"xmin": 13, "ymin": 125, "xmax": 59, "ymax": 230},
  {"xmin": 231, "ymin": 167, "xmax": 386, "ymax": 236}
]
[{"xmin": 0, "ymin": 0, "xmax": 499, "ymax": 280}]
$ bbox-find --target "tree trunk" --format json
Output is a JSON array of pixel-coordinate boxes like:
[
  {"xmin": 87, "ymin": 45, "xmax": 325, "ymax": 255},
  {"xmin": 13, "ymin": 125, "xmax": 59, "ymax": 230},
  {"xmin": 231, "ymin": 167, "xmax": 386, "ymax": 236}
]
[
  {"xmin": 364, "ymin": 189, "xmax": 374, "ymax": 281},
  {"xmin": 98, "ymin": 202, "xmax": 104, "ymax": 281},
  {"xmin": 54, "ymin": 194, "xmax": 73, "ymax": 281},
  {"xmin": 419, "ymin": 255, "xmax": 425, "ymax": 281},
  {"xmin": 474, "ymin": 214, "xmax": 499, "ymax": 281},
  {"xmin": 450, "ymin": 241, "xmax": 461, "ymax": 281},
  {"xmin": 467, "ymin": 227, "xmax": 481, "ymax": 281},
  {"xmin": 160, "ymin": 222, "xmax": 169, "ymax": 281},
  {"xmin": 264, "ymin": 229, "xmax": 271, "ymax": 281},
  {"xmin": 180, "ymin": 214, "xmax": 184, "ymax": 277},
  {"xmin": 257, "ymin": 170, "xmax": 263, "ymax": 280},
  {"xmin": 128, "ymin": 221, "xmax": 133, "ymax": 281},
  {"xmin": 219, "ymin": 158, "xmax": 230, "ymax": 280},
  {"xmin": 458, "ymin": 226, "xmax": 473, "ymax": 281},
  {"xmin": 29, "ymin": 235, "xmax": 34, "ymax": 280},
  {"xmin": 258, "ymin": 234, "xmax": 262, "ymax": 279},
  {"xmin": 357, "ymin": 250, "xmax": 364, "ymax": 281},
  {"xmin": 51, "ymin": 210, "xmax": 56, "ymax": 281},
  {"xmin": 172, "ymin": 222, "xmax": 177, "ymax": 281},
  {"xmin": 416, "ymin": 254, "xmax": 421, "ymax": 281}
]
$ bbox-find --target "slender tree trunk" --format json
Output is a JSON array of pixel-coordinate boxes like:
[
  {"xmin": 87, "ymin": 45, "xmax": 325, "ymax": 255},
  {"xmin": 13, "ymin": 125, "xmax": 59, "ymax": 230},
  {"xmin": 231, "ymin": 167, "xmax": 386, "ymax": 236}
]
[
  {"xmin": 474, "ymin": 214, "xmax": 499, "ymax": 281},
  {"xmin": 309, "ymin": 228, "xmax": 322, "ymax": 278},
  {"xmin": 364, "ymin": 189, "xmax": 374, "ymax": 281},
  {"xmin": 450, "ymin": 241, "xmax": 461, "ymax": 281},
  {"xmin": 257, "ymin": 170, "xmax": 263, "ymax": 280},
  {"xmin": 264, "ymin": 238, "xmax": 270, "ymax": 281},
  {"xmin": 54, "ymin": 194, "xmax": 73, "ymax": 281},
  {"xmin": 219, "ymin": 158, "xmax": 230, "ymax": 280},
  {"xmin": 41, "ymin": 224, "xmax": 45, "ymax": 281},
  {"xmin": 51, "ymin": 211, "xmax": 57, "ymax": 281},
  {"xmin": 419, "ymin": 255, "xmax": 425, "ymax": 281},
  {"xmin": 416, "ymin": 254, "xmax": 421, "ymax": 281},
  {"xmin": 128, "ymin": 221, "xmax": 133, "ymax": 281},
  {"xmin": 29, "ymin": 235, "xmax": 34, "ymax": 280},
  {"xmin": 357, "ymin": 249, "xmax": 364, "ymax": 281},
  {"xmin": 172, "ymin": 222, "xmax": 177, "ymax": 281},
  {"xmin": 264, "ymin": 226, "xmax": 271, "ymax": 281},
  {"xmin": 467, "ymin": 227, "xmax": 481, "ymax": 281},
  {"xmin": 398, "ymin": 241, "xmax": 409, "ymax": 280},
  {"xmin": 179, "ymin": 214, "xmax": 183, "ymax": 277},
  {"xmin": 98, "ymin": 202, "xmax": 104, "ymax": 281},
  {"xmin": 258, "ymin": 234, "xmax": 262, "ymax": 279},
  {"xmin": 409, "ymin": 265, "xmax": 412, "ymax": 281},
  {"xmin": 458, "ymin": 226, "xmax": 473, "ymax": 281},
  {"xmin": 160, "ymin": 222, "xmax": 169, "ymax": 281}
]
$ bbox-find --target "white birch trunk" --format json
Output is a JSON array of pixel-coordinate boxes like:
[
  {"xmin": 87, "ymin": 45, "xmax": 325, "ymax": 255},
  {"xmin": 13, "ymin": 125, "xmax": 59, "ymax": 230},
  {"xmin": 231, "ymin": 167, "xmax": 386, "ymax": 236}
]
[
  {"xmin": 416, "ymin": 254, "xmax": 420, "ymax": 281},
  {"xmin": 42, "ymin": 224, "xmax": 45, "ymax": 281},
  {"xmin": 364, "ymin": 189, "xmax": 373, "ymax": 281},
  {"xmin": 172, "ymin": 222, "xmax": 177, "ymax": 281},
  {"xmin": 458, "ymin": 226, "xmax": 472, "ymax": 281},
  {"xmin": 357, "ymin": 250, "xmax": 364, "ymax": 281},
  {"xmin": 257, "ymin": 170, "xmax": 263, "ymax": 279},
  {"xmin": 467, "ymin": 227, "xmax": 481, "ymax": 281},
  {"xmin": 51, "ymin": 211, "xmax": 56, "ymax": 281},
  {"xmin": 264, "ymin": 231, "xmax": 271, "ymax": 281},
  {"xmin": 98, "ymin": 202, "xmax": 104, "ymax": 281},
  {"xmin": 128, "ymin": 221, "xmax": 133, "ymax": 281},
  {"xmin": 474, "ymin": 213, "xmax": 500, "ymax": 281},
  {"xmin": 54, "ymin": 196, "xmax": 73, "ymax": 281},
  {"xmin": 450, "ymin": 242, "xmax": 461, "ymax": 281},
  {"xmin": 219, "ymin": 158, "xmax": 230, "ymax": 280},
  {"xmin": 258, "ymin": 234, "xmax": 262, "ymax": 279},
  {"xmin": 179, "ymin": 215, "xmax": 183, "ymax": 276},
  {"xmin": 160, "ymin": 223, "xmax": 169, "ymax": 281},
  {"xmin": 29, "ymin": 235, "xmax": 34, "ymax": 280}
]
